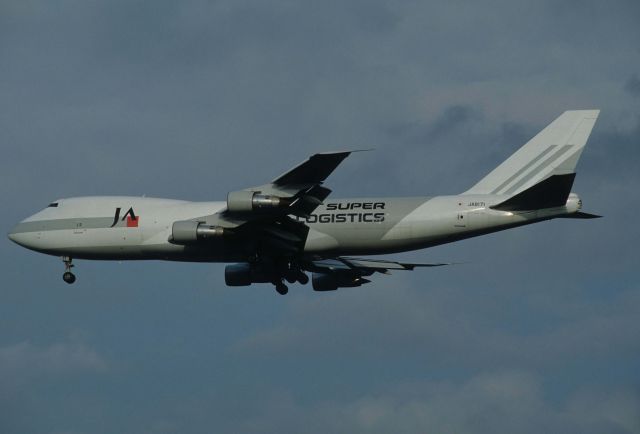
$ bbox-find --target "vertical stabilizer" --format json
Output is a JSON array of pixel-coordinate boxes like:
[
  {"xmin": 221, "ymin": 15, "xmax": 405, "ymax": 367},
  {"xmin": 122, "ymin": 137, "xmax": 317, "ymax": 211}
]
[{"xmin": 464, "ymin": 110, "xmax": 599, "ymax": 195}]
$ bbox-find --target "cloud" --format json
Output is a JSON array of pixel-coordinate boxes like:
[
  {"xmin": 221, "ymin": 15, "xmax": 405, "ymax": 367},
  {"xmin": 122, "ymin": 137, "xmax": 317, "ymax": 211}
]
[
  {"xmin": 0, "ymin": 338, "xmax": 108, "ymax": 433},
  {"xmin": 383, "ymin": 105, "xmax": 483, "ymax": 145},
  {"xmin": 0, "ymin": 339, "xmax": 107, "ymax": 382},
  {"xmin": 624, "ymin": 74, "xmax": 640, "ymax": 98},
  {"xmin": 232, "ymin": 371, "xmax": 640, "ymax": 434},
  {"xmin": 233, "ymin": 284, "xmax": 640, "ymax": 372}
]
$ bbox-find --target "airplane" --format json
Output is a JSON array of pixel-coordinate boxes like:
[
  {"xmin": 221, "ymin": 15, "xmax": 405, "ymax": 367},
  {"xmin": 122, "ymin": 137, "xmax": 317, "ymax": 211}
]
[{"xmin": 8, "ymin": 110, "xmax": 601, "ymax": 295}]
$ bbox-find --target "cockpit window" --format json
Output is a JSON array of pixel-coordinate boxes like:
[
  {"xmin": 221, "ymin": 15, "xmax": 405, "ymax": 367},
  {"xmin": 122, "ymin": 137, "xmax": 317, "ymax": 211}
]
[{"xmin": 48, "ymin": 202, "xmax": 59, "ymax": 207}]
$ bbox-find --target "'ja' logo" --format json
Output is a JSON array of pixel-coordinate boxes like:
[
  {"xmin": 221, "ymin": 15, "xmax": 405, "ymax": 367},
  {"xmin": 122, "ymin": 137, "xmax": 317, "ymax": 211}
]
[{"xmin": 110, "ymin": 207, "xmax": 139, "ymax": 228}]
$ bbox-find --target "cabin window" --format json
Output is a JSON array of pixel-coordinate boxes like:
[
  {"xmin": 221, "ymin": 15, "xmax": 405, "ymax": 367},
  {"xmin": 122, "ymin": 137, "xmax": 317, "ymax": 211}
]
[{"xmin": 48, "ymin": 203, "xmax": 59, "ymax": 207}]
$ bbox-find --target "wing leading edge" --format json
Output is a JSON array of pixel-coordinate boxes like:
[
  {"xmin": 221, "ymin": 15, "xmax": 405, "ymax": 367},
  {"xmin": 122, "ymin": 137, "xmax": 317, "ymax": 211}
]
[{"xmin": 271, "ymin": 151, "xmax": 353, "ymax": 187}]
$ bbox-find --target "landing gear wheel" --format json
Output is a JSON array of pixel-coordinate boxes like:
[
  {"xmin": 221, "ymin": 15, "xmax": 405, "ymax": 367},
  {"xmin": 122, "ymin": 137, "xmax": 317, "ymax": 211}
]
[
  {"xmin": 275, "ymin": 282, "xmax": 289, "ymax": 295},
  {"xmin": 62, "ymin": 256, "xmax": 76, "ymax": 284},
  {"xmin": 63, "ymin": 271, "xmax": 76, "ymax": 284},
  {"xmin": 297, "ymin": 272, "xmax": 309, "ymax": 285}
]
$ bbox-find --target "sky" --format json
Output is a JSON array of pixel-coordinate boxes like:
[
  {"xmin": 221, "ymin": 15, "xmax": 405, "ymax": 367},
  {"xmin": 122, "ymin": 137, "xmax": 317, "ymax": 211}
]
[{"xmin": 1, "ymin": 0, "xmax": 639, "ymax": 433}]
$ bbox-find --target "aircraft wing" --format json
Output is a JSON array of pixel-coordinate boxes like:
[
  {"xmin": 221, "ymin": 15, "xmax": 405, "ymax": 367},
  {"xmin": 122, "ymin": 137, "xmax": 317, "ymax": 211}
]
[
  {"xmin": 271, "ymin": 151, "xmax": 352, "ymax": 190},
  {"xmin": 310, "ymin": 257, "xmax": 450, "ymax": 273},
  {"xmin": 305, "ymin": 257, "xmax": 450, "ymax": 290},
  {"xmin": 190, "ymin": 151, "xmax": 356, "ymax": 254},
  {"xmin": 227, "ymin": 151, "xmax": 355, "ymax": 219}
]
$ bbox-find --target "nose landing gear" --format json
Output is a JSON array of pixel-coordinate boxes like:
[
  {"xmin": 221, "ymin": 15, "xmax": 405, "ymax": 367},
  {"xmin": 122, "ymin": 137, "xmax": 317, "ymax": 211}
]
[{"xmin": 62, "ymin": 256, "xmax": 76, "ymax": 284}]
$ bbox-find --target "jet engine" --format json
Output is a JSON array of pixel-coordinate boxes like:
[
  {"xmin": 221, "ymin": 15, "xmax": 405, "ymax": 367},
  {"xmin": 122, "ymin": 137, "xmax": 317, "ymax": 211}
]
[
  {"xmin": 311, "ymin": 272, "xmax": 369, "ymax": 291},
  {"xmin": 225, "ymin": 263, "xmax": 273, "ymax": 286},
  {"xmin": 226, "ymin": 190, "xmax": 289, "ymax": 213},
  {"xmin": 170, "ymin": 220, "xmax": 226, "ymax": 244}
]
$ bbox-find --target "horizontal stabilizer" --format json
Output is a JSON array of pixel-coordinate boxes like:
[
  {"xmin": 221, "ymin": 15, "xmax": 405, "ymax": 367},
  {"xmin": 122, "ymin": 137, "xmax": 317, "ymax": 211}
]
[{"xmin": 557, "ymin": 211, "xmax": 602, "ymax": 219}]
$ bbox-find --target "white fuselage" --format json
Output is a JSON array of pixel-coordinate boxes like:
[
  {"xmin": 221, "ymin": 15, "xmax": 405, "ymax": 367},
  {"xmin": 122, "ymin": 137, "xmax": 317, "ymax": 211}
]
[{"xmin": 8, "ymin": 194, "xmax": 581, "ymax": 262}]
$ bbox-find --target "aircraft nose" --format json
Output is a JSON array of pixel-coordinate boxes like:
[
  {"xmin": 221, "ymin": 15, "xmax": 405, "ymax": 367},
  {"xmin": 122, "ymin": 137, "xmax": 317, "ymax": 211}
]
[
  {"xmin": 8, "ymin": 224, "xmax": 24, "ymax": 246},
  {"xmin": 7, "ymin": 222, "xmax": 34, "ymax": 249}
]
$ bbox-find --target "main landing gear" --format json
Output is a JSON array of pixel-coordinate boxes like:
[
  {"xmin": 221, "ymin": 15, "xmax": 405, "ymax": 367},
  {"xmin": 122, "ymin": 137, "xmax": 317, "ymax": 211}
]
[
  {"xmin": 271, "ymin": 264, "xmax": 310, "ymax": 295},
  {"xmin": 274, "ymin": 280, "xmax": 289, "ymax": 295},
  {"xmin": 62, "ymin": 256, "xmax": 76, "ymax": 284}
]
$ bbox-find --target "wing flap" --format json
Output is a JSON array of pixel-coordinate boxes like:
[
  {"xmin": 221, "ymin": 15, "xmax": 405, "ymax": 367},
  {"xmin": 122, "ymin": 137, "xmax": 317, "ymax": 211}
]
[{"xmin": 310, "ymin": 257, "xmax": 450, "ymax": 274}]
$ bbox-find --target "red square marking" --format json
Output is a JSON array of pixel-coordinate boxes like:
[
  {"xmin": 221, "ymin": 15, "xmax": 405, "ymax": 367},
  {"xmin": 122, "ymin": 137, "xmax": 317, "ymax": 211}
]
[{"xmin": 127, "ymin": 216, "xmax": 139, "ymax": 227}]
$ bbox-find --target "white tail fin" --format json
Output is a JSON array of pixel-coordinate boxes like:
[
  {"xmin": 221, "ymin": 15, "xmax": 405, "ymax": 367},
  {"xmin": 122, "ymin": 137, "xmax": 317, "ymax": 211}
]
[{"xmin": 465, "ymin": 110, "xmax": 600, "ymax": 195}]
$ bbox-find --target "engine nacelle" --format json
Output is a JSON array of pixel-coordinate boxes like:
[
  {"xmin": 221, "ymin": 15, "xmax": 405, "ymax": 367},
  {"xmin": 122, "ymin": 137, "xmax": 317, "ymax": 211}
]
[
  {"xmin": 312, "ymin": 272, "xmax": 369, "ymax": 291},
  {"xmin": 225, "ymin": 263, "xmax": 273, "ymax": 286},
  {"xmin": 312, "ymin": 273, "xmax": 339, "ymax": 291},
  {"xmin": 170, "ymin": 220, "xmax": 225, "ymax": 244},
  {"xmin": 227, "ymin": 190, "xmax": 288, "ymax": 213}
]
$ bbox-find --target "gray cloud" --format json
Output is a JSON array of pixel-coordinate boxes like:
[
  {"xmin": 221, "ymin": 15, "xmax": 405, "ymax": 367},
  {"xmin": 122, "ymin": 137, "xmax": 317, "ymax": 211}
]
[
  {"xmin": 624, "ymin": 74, "xmax": 640, "ymax": 98},
  {"xmin": 229, "ymin": 371, "xmax": 640, "ymax": 434},
  {"xmin": 0, "ymin": 339, "xmax": 107, "ymax": 383},
  {"xmin": 0, "ymin": 338, "xmax": 107, "ymax": 434},
  {"xmin": 233, "ymin": 284, "xmax": 640, "ymax": 371},
  {"xmin": 383, "ymin": 105, "xmax": 483, "ymax": 145}
]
